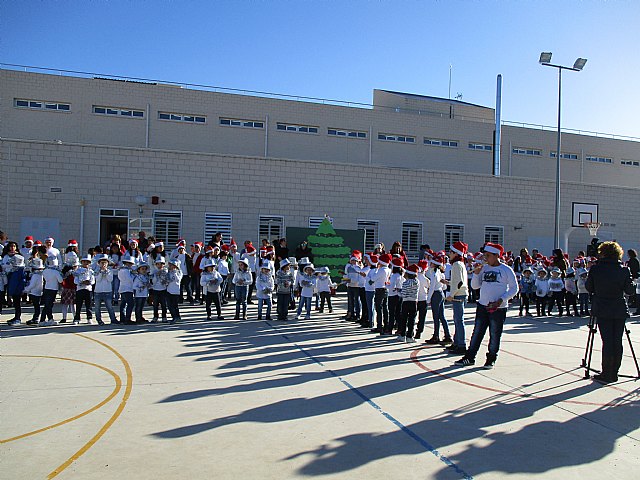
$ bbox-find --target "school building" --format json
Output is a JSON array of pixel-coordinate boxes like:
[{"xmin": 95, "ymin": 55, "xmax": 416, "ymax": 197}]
[{"xmin": 1, "ymin": 67, "xmax": 639, "ymax": 258}]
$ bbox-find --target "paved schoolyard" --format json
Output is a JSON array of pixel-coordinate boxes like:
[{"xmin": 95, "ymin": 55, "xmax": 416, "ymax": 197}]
[{"xmin": 1, "ymin": 295, "xmax": 639, "ymax": 479}]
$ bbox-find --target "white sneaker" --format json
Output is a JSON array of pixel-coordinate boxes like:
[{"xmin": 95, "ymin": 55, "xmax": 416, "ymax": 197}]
[
  {"xmin": 73, "ymin": 320, "xmax": 80, "ymax": 325},
  {"xmin": 41, "ymin": 320, "xmax": 57, "ymax": 326},
  {"xmin": 294, "ymin": 315, "xmax": 300, "ymax": 320}
]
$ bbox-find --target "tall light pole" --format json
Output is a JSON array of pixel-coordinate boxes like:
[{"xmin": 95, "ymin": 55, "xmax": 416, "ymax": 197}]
[{"xmin": 539, "ymin": 52, "xmax": 587, "ymax": 249}]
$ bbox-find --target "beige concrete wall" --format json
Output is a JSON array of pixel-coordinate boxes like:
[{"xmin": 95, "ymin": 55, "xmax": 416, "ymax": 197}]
[{"xmin": 2, "ymin": 138, "xmax": 638, "ymax": 258}]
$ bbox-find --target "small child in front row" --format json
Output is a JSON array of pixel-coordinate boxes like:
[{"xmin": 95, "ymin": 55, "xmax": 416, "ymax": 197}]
[
  {"xmin": 576, "ymin": 268, "xmax": 590, "ymax": 316},
  {"xmin": 518, "ymin": 267, "xmax": 535, "ymax": 316},
  {"xmin": 256, "ymin": 264, "xmax": 274, "ymax": 320},
  {"xmin": 534, "ymin": 269, "xmax": 549, "ymax": 317},
  {"xmin": 233, "ymin": 258, "xmax": 253, "ymax": 320},
  {"xmin": 315, "ymin": 267, "xmax": 335, "ymax": 313},
  {"xmin": 133, "ymin": 263, "xmax": 150, "ymax": 323},
  {"xmin": 74, "ymin": 256, "xmax": 95, "ymax": 324},
  {"xmin": 564, "ymin": 268, "xmax": 579, "ymax": 317},
  {"xmin": 200, "ymin": 258, "xmax": 224, "ymax": 320},
  {"xmin": 166, "ymin": 259, "xmax": 183, "ymax": 324},
  {"xmin": 41, "ymin": 261, "xmax": 64, "ymax": 326},
  {"xmin": 24, "ymin": 258, "xmax": 45, "ymax": 325},
  {"xmin": 547, "ymin": 268, "xmax": 565, "ymax": 316},
  {"xmin": 60, "ymin": 260, "xmax": 78, "ymax": 323},
  {"xmin": 295, "ymin": 264, "xmax": 317, "ymax": 320},
  {"xmin": 397, "ymin": 264, "xmax": 420, "ymax": 343},
  {"xmin": 275, "ymin": 259, "xmax": 294, "ymax": 321}
]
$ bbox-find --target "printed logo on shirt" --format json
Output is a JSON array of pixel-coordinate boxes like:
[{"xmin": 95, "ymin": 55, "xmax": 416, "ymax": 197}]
[{"xmin": 483, "ymin": 270, "xmax": 502, "ymax": 283}]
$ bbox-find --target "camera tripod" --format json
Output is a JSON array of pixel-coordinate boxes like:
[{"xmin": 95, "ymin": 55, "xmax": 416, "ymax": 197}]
[{"xmin": 582, "ymin": 315, "xmax": 640, "ymax": 380}]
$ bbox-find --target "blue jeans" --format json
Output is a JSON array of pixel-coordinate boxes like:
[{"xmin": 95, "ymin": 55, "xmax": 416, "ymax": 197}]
[
  {"xmin": 258, "ymin": 297, "xmax": 272, "ymax": 318},
  {"xmin": 134, "ymin": 297, "xmax": 147, "ymax": 322},
  {"xmin": 365, "ymin": 290, "xmax": 375, "ymax": 327},
  {"xmin": 451, "ymin": 295, "xmax": 467, "ymax": 347},
  {"xmin": 374, "ymin": 288, "xmax": 388, "ymax": 330},
  {"xmin": 119, "ymin": 292, "xmax": 134, "ymax": 322},
  {"xmin": 111, "ymin": 276, "xmax": 120, "ymax": 302},
  {"xmin": 347, "ymin": 287, "xmax": 360, "ymax": 317},
  {"xmin": 297, "ymin": 296, "xmax": 312, "ymax": 317},
  {"xmin": 95, "ymin": 292, "xmax": 116, "ymax": 324},
  {"xmin": 466, "ymin": 304, "xmax": 507, "ymax": 361},
  {"xmin": 430, "ymin": 290, "xmax": 450, "ymax": 337},
  {"xmin": 235, "ymin": 285, "xmax": 248, "ymax": 318}
]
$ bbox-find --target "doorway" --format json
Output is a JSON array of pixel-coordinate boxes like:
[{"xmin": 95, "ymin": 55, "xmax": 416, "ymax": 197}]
[{"xmin": 99, "ymin": 209, "xmax": 129, "ymax": 248}]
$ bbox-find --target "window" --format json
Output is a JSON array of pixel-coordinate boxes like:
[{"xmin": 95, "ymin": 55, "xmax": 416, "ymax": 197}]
[
  {"xmin": 468, "ymin": 143, "xmax": 492, "ymax": 151},
  {"xmin": 424, "ymin": 138, "xmax": 458, "ymax": 148},
  {"xmin": 550, "ymin": 151, "xmax": 579, "ymax": 160},
  {"xmin": 158, "ymin": 111, "xmax": 206, "ymax": 124},
  {"xmin": 378, "ymin": 133, "xmax": 415, "ymax": 143},
  {"xmin": 357, "ymin": 220, "xmax": 379, "ymax": 253},
  {"xmin": 153, "ymin": 211, "xmax": 182, "ymax": 246},
  {"xmin": 512, "ymin": 147, "xmax": 541, "ymax": 156},
  {"xmin": 204, "ymin": 213, "xmax": 232, "ymax": 245},
  {"xmin": 586, "ymin": 155, "xmax": 613, "ymax": 164},
  {"xmin": 15, "ymin": 98, "xmax": 70, "ymax": 111},
  {"xmin": 401, "ymin": 222, "xmax": 423, "ymax": 260},
  {"xmin": 93, "ymin": 105, "xmax": 144, "ymax": 118},
  {"xmin": 309, "ymin": 216, "xmax": 333, "ymax": 229},
  {"xmin": 220, "ymin": 117, "xmax": 264, "ymax": 128},
  {"xmin": 276, "ymin": 122, "xmax": 318, "ymax": 134},
  {"xmin": 444, "ymin": 224, "xmax": 464, "ymax": 252},
  {"xmin": 484, "ymin": 226, "xmax": 504, "ymax": 245},
  {"xmin": 328, "ymin": 128, "xmax": 367, "ymax": 139},
  {"xmin": 621, "ymin": 160, "xmax": 640, "ymax": 167},
  {"xmin": 258, "ymin": 215, "xmax": 284, "ymax": 243}
]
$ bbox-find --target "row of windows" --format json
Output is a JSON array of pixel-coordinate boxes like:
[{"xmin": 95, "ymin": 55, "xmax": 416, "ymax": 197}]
[
  {"xmin": 469, "ymin": 142, "xmax": 493, "ymax": 151},
  {"xmin": 621, "ymin": 160, "xmax": 640, "ymax": 167},
  {"xmin": 328, "ymin": 128, "xmax": 367, "ymax": 138},
  {"xmin": 158, "ymin": 111, "xmax": 206, "ymax": 123},
  {"xmin": 94, "ymin": 106, "xmax": 144, "ymax": 117},
  {"xmin": 220, "ymin": 117, "xmax": 264, "ymax": 128},
  {"xmin": 378, "ymin": 133, "xmax": 415, "ymax": 143},
  {"xmin": 425, "ymin": 138, "xmax": 458, "ymax": 148},
  {"xmin": 586, "ymin": 155, "xmax": 613, "ymax": 164},
  {"xmin": 513, "ymin": 147, "xmax": 541, "ymax": 156},
  {"xmin": 15, "ymin": 98, "xmax": 70, "ymax": 111},
  {"xmin": 276, "ymin": 122, "xmax": 319, "ymax": 134}
]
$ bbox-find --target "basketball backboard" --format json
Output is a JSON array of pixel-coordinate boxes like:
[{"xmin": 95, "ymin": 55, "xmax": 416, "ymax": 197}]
[{"xmin": 572, "ymin": 202, "xmax": 598, "ymax": 227}]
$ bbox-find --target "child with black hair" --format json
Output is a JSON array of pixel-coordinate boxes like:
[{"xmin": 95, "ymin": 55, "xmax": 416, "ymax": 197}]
[
  {"xmin": 576, "ymin": 268, "xmax": 590, "ymax": 316},
  {"xmin": 534, "ymin": 269, "xmax": 549, "ymax": 317},
  {"xmin": 518, "ymin": 268, "xmax": 535, "ymax": 316},
  {"xmin": 564, "ymin": 268, "xmax": 579, "ymax": 317},
  {"xmin": 547, "ymin": 268, "xmax": 565, "ymax": 316}
]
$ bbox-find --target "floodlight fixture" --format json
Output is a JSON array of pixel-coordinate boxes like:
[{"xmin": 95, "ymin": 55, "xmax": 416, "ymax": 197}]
[
  {"xmin": 539, "ymin": 52, "xmax": 552, "ymax": 64},
  {"xmin": 573, "ymin": 58, "xmax": 587, "ymax": 71}
]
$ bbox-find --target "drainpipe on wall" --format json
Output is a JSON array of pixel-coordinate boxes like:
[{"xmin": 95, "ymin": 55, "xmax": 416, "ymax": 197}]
[
  {"xmin": 493, "ymin": 74, "xmax": 502, "ymax": 176},
  {"xmin": 368, "ymin": 126, "xmax": 372, "ymax": 165},
  {"xmin": 5, "ymin": 142, "xmax": 10, "ymax": 226},
  {"xmin": 264, "ymin": 114, "xmax": 269, "ymax": 157},
  {"xmin": 145, "ymin": 103, "xmax": 150, "ymax": 148},
  {"xmin": 79, "ymin": 198, "xmax": 86, "ymax": 253},
  {"xmin": 580, "ymin": 149, "xmax": 584, "ymax": 183},
  {"xmin": 509, "ymin": 140, "xmax": 512, "ymax": 176}
]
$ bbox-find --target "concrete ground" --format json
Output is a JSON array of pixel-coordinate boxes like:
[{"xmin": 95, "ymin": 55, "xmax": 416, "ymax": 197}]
[{"xmin": 1, "ymin": 295, "xmax": 639, "ymax": 480}]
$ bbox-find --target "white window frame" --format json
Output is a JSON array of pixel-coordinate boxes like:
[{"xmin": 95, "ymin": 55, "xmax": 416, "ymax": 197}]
[
  {"xmin": 444, "ymin": 224, "xmax": 464, "ymax": 252},
  {"xmin": 378, "ymin": 133, "xmax": 416, "ymax": 143},
  {"xmin": 276, "ymin": 122, "xmax": 319, "ymax": 134},
  {"xmin": 621, "ymin": 159, "xmax": 640, "ymax": 167},
  {"xmin": 468, "ymin": 142, "xmax": 493, "ymax": 151},
  {"xmin": 309, "ymin": 216, "xmax": 333, "ymax": 229},
  {"xmin": 512, "ymin": 147, "xmax": 541, "ymax": 156},
  {"xmin": 158, "ymin": 111, "xmax": 206, "ymax": 124},
  {"xmin": 219, "ymin": 117, "xmax": 264, "ymax": 129},
  {"xmin": 153, "ymin": 210, "xmax": 183, "ymax": 246},
  {"xmin": 484, "ymin": 225, "xmax": 504, "ymax": 245},
  {"xmin": 357, "ymin": 219, "xmax": 379, "ymax": 253},
  {"xmin": 328, "ymin": 128, "xmax": 367, "ymax": 139},
  {"xmin": 401, "ymin": 222, "xmax": 423, "ymax": 260},
  {"xmin": 258, "ymin": 215, "xmax": 285, "ymax": 244},
  {"xmin": 204, "ymin": 212, "xmax": 232, "ymax": 245},
  {"xmin": 15, "ymin": 98, "xmax": 70, "ymax": 112},
  {"xmin": 424, "ymin": 138, "xmax": 458, "ymax": 148},
  {"xmin": 586, "ymin": 155, "xmax": 613, "ymax": 164},
  {"xmin": 550, "ymin": 151, "xmax": 579, "ymax": 160},
  {"xmin": 93, "ymin": 105, "xmax": 145, "ymax": 118}
]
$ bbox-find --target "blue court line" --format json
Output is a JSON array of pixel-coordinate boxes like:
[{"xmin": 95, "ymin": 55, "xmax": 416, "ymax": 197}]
[{"xmin": 265, "ymin": 320, "xmax": 474, "ymax": 480}]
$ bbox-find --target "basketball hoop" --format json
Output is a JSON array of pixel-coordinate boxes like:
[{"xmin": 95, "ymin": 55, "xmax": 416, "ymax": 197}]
[{"xmin": 583, "ymin": 222, "xmax": 602, "ymax": 237}]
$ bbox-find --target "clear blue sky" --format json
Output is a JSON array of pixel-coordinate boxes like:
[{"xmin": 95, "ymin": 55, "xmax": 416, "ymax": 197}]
[{"xmin": 2, "ymin": 1, "xmax": 639, "ymax": 138}]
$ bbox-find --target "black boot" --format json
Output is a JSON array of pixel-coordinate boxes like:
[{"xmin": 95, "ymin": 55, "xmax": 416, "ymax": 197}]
[{"xmin": 593, "ymin": 355, "xmax": 617, "ymax": 383}]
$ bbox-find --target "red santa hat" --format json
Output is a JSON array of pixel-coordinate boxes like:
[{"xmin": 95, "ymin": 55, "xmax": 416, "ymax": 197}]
[
  {"xmin": 221, "ymin": 244, "xmax": 230, "ymax": 252},
  {"xmin": 205, "ymin": 245, "xmax": 214, "ymax": 253},
  {"xmin": 34, "ymin": 240, "xmax": 43, "ymax": 246},
  {"xmin": 245, "ymin": 245, "xmax": 256, "ymax": 253},
  {"xmin": 431, "ymin": 255, "xmax": 445, "ymax": 266},
  {"xmin": 484, "ymin": 242, "xmax": 504, "ymax": 256},
  {"xmin": 230, "ymin": 237, "xmax": 237, "ymax": 247},
  {"xmin": 450, "ymin": 241, "xmax": 468, "ymax": 257},
  {"xmin": 24, "ymin": 236, "xmax": 34, "ymax": 243},
  {"xmin": 67, "ymin": 239, "xmax": 78, "ymax": 247},
  {"xmin": 176, "ymin": 239, "xmax": 186, "ymax": 247},
  {"xmin": 417, "ymin": 259, "xmax": 429, "ymax": 272},
  {"xmin": 129, "ymin": 238, "xmax": 139, "ymax": 246},
  {"xmin": 406, "ymin": 264, "xmax": 420, "ymax": 275},
  {"xmin": 369, "ymin": 254, "xmax": 379, "ymax": 265},
  {"xmin": 351, "ymin": 250, "xmax": 362, "ymax": 261},
  {"xmin": 378, "ymin": 253, "xmax": 393, "ymax": 266},
  {"xmin": 391, "ymin": 257, "xmax": 404, "ymax": 269}
]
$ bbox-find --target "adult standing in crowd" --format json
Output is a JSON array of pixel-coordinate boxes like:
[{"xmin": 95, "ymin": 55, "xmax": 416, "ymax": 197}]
[
  {"xmin": 586, "ymin": 241, "xmax": 635, "ymax": 383},
  {"xmin": 455, "ymin": 242, "xmax": 518, "ymax": 369},
  {"xmin": 274, "ymin": 238, "xmax": 289, "ymax": 271},
  {"xmin": 512, "ymin": 248, "xmax": 529, "ymax": 275},
  {"xmin": 137, "ymin": 231, "xmax": 149, "ymax": 252},
  {"xmin": 295, "ymin": 239, "xmax": 314, "ymax": 263},
  {"xmin": 389, "ymin": 241, "xmax": 410, "ymax": 268},
  {"xmin": 208, "ymin": 232, "xmax": 223, "ymax": 249},
  {"xmin": 551, "ymin": 248, "xmax": 569, "ymax": 277}
]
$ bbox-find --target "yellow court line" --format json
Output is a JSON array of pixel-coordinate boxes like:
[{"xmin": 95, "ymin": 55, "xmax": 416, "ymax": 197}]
[
  {"xmin": 47, "ymin": 333, "xmax": 134, "ymax": 479},
  {"xmin": 0, "ymin": 355, "xmax": 122, "ymax": 444}
]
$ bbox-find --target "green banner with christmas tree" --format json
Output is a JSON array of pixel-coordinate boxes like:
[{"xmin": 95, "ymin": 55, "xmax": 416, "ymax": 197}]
[{"xmin": 286, "ymin": 218, "xmax": 364, "ymax": 282}]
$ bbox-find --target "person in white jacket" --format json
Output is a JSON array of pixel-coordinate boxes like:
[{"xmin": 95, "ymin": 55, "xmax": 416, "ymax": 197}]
[
  {"xmin": 118, "ymin": 255, "xmax": 136, "ymax": 324},
  {"xmin": 200, "ymin": 258, "xmax": 224, "ymax": 320},
  {"xmin": 415, "ymin": 259, "xmax": 430, "ymax": 340},
  {"xmin": 256, "ymin": 264, "xmax": 275, "ymax": 320},
  {"xmin": 40, "ymin": 262, "xmax": 64, "ymax": 326},
  {"xmin": 444, "ymin": 242, "xmax": 470, "ymax": 354},
  {"xmin": 94, "ymin": 254, "xmax": 117, "ymax": 326},
  {"xmin": 165, "ymin": 259, "xmax": 183, "ymax": 323},
  {"xmin": 24, "ymin": 258, "xmax": 45, "ymax": 325},
  {"xmin": 74, "ymin": 256, "xmax": 95, "ymax": 324},
  {"xmin": 455, "ymin": 242, "xmax": 518, "ymax": 369},
  {"xmin": 295, "ymin": 264, "xmax": 317, "ymax": 320},
  {"xmin": 425, "ymin": 255, "xmax": 451, "ymax": 345},
  {"xmin": 233, "ymin": 258, "xmax": 253, "ymax": 320},
  {"xmin": 133, "ymin": 263, "xmax": 151, "ymax": 324}
]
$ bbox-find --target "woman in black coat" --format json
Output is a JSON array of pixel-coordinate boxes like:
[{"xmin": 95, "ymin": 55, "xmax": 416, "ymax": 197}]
[{"xmin": 586, "ymin": 241, "xmax": 635, "ymax": 383}]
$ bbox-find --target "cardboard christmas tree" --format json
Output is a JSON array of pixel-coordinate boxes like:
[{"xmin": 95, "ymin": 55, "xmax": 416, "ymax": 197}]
[{"xmin": 307, "ymin": 217, "xmax": 352, "ymax": 280}]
